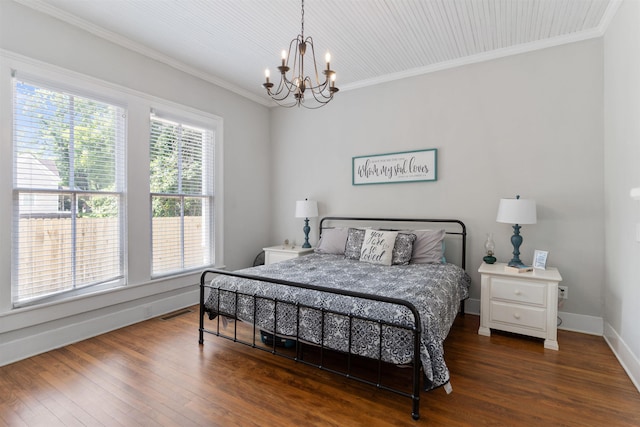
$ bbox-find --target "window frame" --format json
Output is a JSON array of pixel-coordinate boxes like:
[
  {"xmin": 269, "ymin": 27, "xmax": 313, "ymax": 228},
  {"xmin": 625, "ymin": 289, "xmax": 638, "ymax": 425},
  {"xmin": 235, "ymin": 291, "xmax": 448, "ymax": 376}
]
[
  {"xmin": 1, "ymin": 53, "xmax": 224, "ymax": 315},
  {"xmin": 11, "ymin": 72, "xmax": 128, "ymax": 307},
  {"xmin": 149, "ymin": 109, "xmax": 216, "ymax": 279}
]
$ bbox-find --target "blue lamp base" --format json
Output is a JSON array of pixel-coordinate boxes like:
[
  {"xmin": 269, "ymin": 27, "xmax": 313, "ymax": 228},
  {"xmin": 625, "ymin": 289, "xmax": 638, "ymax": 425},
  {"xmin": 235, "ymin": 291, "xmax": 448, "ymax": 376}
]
[
  {"xmin": 508, "ymin": 224, "xmax": 524, "ymax": 266},
  {"xmin": 301, "ymin": 217, "xmax": 311, "ymax": 248}
]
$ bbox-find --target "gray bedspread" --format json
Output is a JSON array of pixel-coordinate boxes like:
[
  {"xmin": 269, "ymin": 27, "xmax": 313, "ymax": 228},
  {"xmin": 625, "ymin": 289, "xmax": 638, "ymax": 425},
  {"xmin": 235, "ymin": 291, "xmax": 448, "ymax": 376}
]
[{"xmin": 204, "ymin": 253, "xmax": 470, "ymax": 389}]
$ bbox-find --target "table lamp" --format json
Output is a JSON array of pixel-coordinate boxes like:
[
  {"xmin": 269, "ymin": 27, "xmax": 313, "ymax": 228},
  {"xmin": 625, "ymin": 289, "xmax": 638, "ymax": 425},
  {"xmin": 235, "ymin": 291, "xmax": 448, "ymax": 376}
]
[
  {"xmin": 295, "ymin": 199, "xmax": 318, "ymax": 248},
  {"xmin": 496, "ymin": 195, "xmax": 537, "ymax": 266}
]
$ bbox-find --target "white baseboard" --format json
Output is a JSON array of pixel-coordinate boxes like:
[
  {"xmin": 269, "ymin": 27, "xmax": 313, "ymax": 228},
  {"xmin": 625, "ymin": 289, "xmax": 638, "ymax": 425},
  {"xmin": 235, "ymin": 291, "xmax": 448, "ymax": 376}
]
[
  {"xmin": 603, "ymin": 322, "xmax": 640, "ymax": 393},
  {"xmin": 465, "ymin": 298, "xmax": 604, "ymax": 336},
  {"xmin": 467, "ymin": 298, "xmax": 638, "ymax": 392},
  {"xmin": 0, "ymin": 289, "xmax": 199, "ymax": 367},
  {"xmin": 557, "ymin": 311, "xmax": 604, "ymax": 336}
]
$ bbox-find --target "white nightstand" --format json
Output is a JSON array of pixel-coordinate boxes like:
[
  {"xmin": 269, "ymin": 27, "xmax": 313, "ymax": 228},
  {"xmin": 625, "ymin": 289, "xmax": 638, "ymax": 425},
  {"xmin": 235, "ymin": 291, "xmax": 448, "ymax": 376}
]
[
  {"xmin": 263, "ymin": 245, "xmax": 314, "ymax": 265},
  {"xmin": 478, "ymin": 262, "xmax": 562, "ymax": 350}
]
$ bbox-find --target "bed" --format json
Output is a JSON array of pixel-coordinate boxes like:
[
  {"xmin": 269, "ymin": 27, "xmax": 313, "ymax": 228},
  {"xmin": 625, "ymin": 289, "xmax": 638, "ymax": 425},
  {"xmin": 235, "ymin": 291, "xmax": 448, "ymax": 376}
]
[{"xmin": 199, "ymin": 217, "xmax": 470, "ymax": 420}]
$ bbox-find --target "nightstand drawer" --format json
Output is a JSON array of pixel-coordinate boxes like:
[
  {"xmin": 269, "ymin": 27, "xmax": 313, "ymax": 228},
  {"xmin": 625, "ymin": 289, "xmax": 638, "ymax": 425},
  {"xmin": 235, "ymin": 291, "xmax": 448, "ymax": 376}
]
[
  {"xmin": 263, "ymin": 245, "xmax": 314, "ymax": 265},
  {"xmin": 490, "ymin": 278, "xmax": 546, "ymax": 306},
  {"xmin": 265, "ymin": 251, "xmax": 297, "ymax": 265},
  {"xmin": 490, "ymin": 301, "xmax": 547, "ymax": 331}
]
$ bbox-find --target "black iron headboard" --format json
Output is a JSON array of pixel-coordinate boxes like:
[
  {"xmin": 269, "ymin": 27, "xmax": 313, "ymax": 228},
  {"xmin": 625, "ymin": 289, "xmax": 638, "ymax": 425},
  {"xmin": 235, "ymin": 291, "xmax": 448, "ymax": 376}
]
[{"xmin": 318, "ymin": 216, "xmax": 467, "ymax": 270}]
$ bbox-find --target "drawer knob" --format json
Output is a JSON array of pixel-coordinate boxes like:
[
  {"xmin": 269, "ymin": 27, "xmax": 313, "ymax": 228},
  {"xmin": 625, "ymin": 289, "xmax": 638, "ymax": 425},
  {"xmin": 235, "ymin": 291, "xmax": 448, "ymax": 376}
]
[
  {"xmin": 514, "ymin": 290, "xmax": 522, "ymax": 296},
  {"xmin": 513, "ymin": 313, "xmax": 521, "ymax": 320}
]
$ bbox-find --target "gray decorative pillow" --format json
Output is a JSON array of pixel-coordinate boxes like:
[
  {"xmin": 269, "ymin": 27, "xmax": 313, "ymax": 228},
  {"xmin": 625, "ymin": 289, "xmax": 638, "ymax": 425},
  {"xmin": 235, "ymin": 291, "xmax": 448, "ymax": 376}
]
[
  {"xmin": 344, "ymin": 228, "xmax": 366, "ymax": 260},
  {"xmin": 411, "ymin": 229, "xmax": 446, "ymax": 264},
  {"xmin": 314, "ymin": 228, "xmax": 349, "ymax": 255},
  {"xmin": 392, "ymin": 233, "xmax": 417, "ymax": 265}
]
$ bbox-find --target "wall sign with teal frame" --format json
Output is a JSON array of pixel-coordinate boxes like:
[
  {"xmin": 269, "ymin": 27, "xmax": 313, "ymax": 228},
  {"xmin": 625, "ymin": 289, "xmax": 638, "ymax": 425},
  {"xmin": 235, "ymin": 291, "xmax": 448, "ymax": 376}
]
[{"xmin": 352, "ymin": 148, "xmax": 437, "ymax": 185}]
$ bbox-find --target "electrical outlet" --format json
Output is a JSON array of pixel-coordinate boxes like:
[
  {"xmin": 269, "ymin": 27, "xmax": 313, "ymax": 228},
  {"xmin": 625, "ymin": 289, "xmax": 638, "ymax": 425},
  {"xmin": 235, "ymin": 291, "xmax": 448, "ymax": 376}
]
[{"xmin": 558, "ymin": 286, "xmax": 568, "ymax": 300}]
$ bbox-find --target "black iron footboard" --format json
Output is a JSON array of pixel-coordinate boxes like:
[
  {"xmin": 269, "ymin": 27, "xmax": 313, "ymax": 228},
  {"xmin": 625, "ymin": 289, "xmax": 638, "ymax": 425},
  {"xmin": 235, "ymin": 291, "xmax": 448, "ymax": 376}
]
[{"xmin": 199, "ymin": 269, "xmax": 424, "ymax": 420}]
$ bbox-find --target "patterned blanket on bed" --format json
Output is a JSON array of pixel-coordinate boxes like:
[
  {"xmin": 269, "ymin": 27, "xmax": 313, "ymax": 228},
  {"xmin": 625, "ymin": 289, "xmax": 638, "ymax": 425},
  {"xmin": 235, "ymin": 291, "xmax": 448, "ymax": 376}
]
[{"xmin": 204, "ymin": 253, "xmax": 470, "ymax": 389}]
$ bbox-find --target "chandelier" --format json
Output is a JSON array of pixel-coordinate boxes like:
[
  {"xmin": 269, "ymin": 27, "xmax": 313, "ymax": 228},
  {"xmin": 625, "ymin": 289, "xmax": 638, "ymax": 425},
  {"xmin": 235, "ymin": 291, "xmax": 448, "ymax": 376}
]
[{"xmin": 262, "ymin": 0, "xmax": 338, "ymax": 109}]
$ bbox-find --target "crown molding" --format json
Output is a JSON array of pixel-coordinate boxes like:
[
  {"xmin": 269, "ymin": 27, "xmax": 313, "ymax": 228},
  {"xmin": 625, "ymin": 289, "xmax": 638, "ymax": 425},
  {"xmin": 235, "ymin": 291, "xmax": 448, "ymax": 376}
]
[
  {"xmin": 14, "ymin": 0, "xmax": 621, "ymax": 107},
  {"xmin": 340, "ymin": 26, "xmax": 607, "ymax": 93},
  {"xmin": 14, "ymin": 0, "xmax": 272, "ymax": 107},
  {"xmin": 598, "ymin": 0, "xmax": 623, "ymax": 34},
  {"xmin": 341, "ymin": 0, "xmax": 622, "ymax": 93}
]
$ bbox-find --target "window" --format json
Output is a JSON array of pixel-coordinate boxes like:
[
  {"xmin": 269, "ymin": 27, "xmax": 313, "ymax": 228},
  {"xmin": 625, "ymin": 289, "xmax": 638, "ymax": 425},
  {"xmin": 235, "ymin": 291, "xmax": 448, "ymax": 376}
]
[
  {"xmin": 12, "ymin": 75, "xmax": 126, "ymax": 306},
  {"xmin": 149, "ymin": 112, "xmax": 214, "ymax": 276}
]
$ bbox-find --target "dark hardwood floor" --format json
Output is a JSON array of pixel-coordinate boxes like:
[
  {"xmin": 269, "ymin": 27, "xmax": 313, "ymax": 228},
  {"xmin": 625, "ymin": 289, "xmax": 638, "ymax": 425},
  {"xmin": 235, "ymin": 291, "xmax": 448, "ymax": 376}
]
[{"xmin": 1, "ymin": 306, "xmax": 639, "ymax": 426}]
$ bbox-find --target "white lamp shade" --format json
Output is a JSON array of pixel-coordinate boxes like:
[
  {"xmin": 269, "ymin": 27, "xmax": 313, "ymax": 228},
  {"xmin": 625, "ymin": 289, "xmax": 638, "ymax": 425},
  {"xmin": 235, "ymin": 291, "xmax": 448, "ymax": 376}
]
[
  {"xmin": 295, "ymin": 199, "xmax": 318, "ymax": 218},
  {"xmin": 496, "ymin": 198, "xmax": 537, "ymax": 224}
]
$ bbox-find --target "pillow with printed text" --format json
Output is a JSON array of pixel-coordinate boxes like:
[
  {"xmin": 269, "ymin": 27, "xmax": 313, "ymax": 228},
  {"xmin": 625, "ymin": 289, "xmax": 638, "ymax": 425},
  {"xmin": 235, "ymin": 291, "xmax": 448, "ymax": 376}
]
[{"xmin": 359, "ymin": 229, "xmax": 398, "ymax": 266}]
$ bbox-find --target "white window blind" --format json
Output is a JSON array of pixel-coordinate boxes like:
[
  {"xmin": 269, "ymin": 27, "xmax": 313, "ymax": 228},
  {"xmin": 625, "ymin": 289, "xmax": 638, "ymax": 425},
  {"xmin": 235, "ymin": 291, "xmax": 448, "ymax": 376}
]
[
  {"xmin": 12, "ymin": 76, "xmax": 126, "ymax": 306},
  {"xmin": 150, "ymin": 113, "xmax": 214, "ymax": 276}
]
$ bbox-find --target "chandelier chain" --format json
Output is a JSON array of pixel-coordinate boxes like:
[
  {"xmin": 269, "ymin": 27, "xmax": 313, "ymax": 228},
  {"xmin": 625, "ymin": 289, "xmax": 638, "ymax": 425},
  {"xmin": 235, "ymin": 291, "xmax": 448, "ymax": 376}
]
[{"xmin": 301, "ymin": 0, "xmax": 304, "ymax": 37}]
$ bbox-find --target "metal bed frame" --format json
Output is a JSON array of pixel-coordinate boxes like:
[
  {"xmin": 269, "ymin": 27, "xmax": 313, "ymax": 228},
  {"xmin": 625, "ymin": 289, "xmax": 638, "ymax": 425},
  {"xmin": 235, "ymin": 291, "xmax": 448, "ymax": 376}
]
[{"xmin": 199, "ymin": 217, "xmax": 467, "ymax": 421}]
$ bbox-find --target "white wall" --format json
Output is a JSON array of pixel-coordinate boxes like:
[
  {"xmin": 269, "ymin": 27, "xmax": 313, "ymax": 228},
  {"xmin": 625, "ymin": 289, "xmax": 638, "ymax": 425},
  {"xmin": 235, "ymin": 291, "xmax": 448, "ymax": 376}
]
[
  {"xmin": 270, "ymin": 38, "xmax": 605, "ymax": 331},
  {"xmin": 603, "ymin": 0, "xmax": 640, "ymax": 391},
  {"xmin": 0, "ymin": 1, "xmax": 271, "ymax": 365}
]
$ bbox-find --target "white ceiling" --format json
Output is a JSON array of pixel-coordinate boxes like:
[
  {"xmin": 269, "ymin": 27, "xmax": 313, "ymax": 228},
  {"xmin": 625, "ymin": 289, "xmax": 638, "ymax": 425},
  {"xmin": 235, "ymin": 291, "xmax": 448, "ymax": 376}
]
[{"xmin": 17, "ymin": 0, "xmax": 619, "ymax": 106}]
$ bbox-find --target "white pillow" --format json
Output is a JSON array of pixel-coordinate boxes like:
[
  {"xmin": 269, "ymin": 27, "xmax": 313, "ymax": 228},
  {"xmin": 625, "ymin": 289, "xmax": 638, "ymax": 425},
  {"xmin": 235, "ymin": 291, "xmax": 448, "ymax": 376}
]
[{"xmin": 359, "ymin": 229, "xmax": 398, "ymax": 266}]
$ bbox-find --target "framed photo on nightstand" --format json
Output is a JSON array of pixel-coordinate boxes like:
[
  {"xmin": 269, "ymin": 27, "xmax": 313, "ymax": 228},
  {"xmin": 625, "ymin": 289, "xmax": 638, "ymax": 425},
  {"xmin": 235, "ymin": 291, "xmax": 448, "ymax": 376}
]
[{"xmin": 533, "ymin": 250, "xmax": 548, "ymax": 270}]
